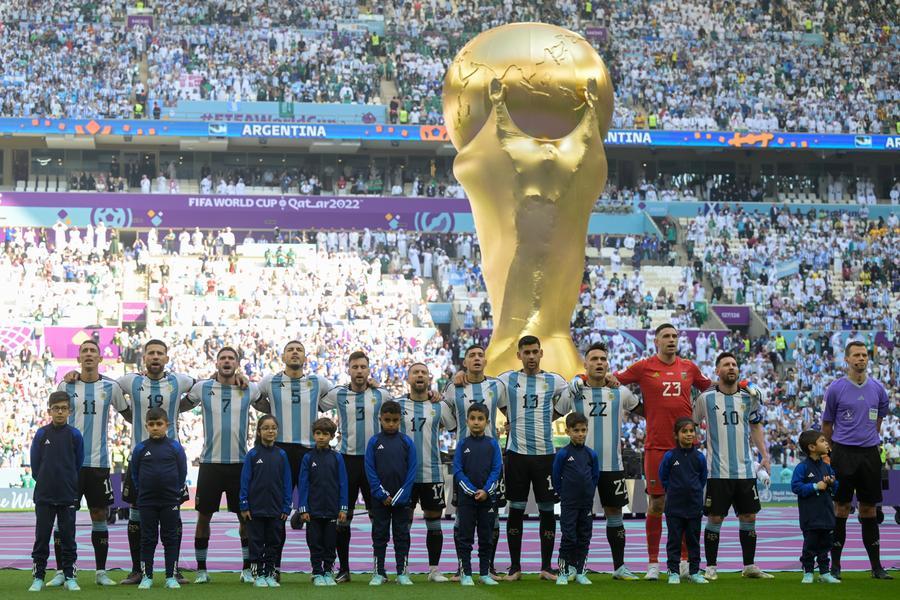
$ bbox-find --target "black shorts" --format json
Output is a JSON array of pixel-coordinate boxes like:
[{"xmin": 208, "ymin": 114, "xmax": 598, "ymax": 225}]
[
  {"xmin": 704, "ymin": 478, "xmax": 761, "ymax": 516},
  {"xmin": 411, "ymin": 482, "xmax": 446, "ymax": 511},
  {"xmin": 195, "ymin": 463, "xmax": 243, "ymax": 514},
  {"xmin": 79, "ymin": 467, "xmax": 114, "ymax": 508},
  {"xmin": 597, "ymin": 471, "xmax": 629, "ymax": 508},
  {"xmin": 342, "ymin": 454, "xmax": 372, "ymax": 513},
  {"xmin": 275, "ymin": 442, "xmax": 311, "ymax": 491},
  {"xmin": 505, "ymin": 452, "xmax": 557, "ymax": 504},
  {"xmin": 831, "ymin": 443, "xmax": 883, "ymax": 504}
]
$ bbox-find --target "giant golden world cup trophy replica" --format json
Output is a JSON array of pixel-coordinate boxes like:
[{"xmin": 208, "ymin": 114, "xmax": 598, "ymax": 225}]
[{"xmin": 443, "ymin": 23, "xmax": 614, "ymax": 377}]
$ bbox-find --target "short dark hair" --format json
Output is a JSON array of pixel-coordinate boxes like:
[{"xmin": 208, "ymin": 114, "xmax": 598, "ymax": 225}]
[
  {"xmin": 464, "ymin": 344, "xmax": 485, "ymax": 357},
  {"xmin": 715, "ymin": 351, "xmax": 737, "ymax": 367},
  {"xmin": 408, "ymin": 361, "xmax": 429, "ymax": 373},
  {"xmin": 655, "ymin": 323, "xmax": 677, "ymax": 336},
  {"xmin": 517, "ymin": 335, "xmax": 541, "ymax": 349},
  {"xmin": 585, "ymin": 342, "xmax": 609, "ymax": 357},
  {"xmin": 844, "ymin": 340, "xmax": 867, "ymax": 356},
  {"xmin": 798, "ymin": 430, "xmax": 824, "ymax": 455},
  {"xmin": 312, "ymin": 417, "xmax": 337, "ymax": 436},
  {"xmin": 283, "ymin": 340, "xmax": 305, "ymax": 352},
  {"xmin": 380, "ymin": 400, "xmax": 401, "ymax": 415},
  {"xmin": 673, "ymin": 416, "xmax": 695, "ymax": 436},
  {"xmin": 145, "ymin": 407, "xmax": 169, "ymax": 423},
  {"xmin": 565, "ymin": 412, "xmax": 589, "ymax": 429},
  {"xmin": 144, "ymin": 339, "xmax": 168, "ymax": 353},
  {"xmin": 348, "ymin": 350, "xmax": 369, "ymax": 365},
  {"xmin": 216, "ymin": 346, "xmax": 238, "ymax": 360},
  {"xmin": 48, "ymin": 391, "xmax": 70, "ymax": 409},
  {"xmin": 79, "ymin": 339, "xmax": 100, "ymax": 352},
  {"xmin": 466, "ymin": 403, "xmax": 489, "ymax": 419}
]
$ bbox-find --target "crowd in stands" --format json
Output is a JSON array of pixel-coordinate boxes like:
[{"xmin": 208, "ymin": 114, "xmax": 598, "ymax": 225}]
[{"xmin": 0, "ymin": 0, "xmax": 896, "ymax": 134}]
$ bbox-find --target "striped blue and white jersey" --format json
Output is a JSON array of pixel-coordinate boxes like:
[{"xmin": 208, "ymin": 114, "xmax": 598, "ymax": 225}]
[
  {"xmin": 258, "ymin": 372, "xmax": 333, "ymax": 447},
  {"xmin": 119, "ymin": 372, "xmax": 194, "ymax": 447},
  {"xmin": 442, "ymin": 377, "xmax": 507, "ymax": 439},
  {"xmin": 397, "ymin": 396, "xmax": 457, "ymax": 484},
  {"xmin": 498, "ymin": 370, "xmax": 567, "ymax": 455},
  {"xmin": 320, "ymin": 386, "xmax": 387, "ymax": 456},
  {"xmin": 187, "ymin": 380, "xmax": 262, "ymax": 464},
  {"xmin": 555, "ymin": 382, "xmax": 638, "ymax": 472},
  {"xmin": 58, "ymin": 377, "xmax": 128, "ymax": 468},
  {"xmin": 693, "ymin": 387, "xmax": 762, "ymax": 479}
]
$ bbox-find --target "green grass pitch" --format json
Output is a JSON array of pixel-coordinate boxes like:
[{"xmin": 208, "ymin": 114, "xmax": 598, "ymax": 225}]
[{"xmin": 0, "ymin": 570, "xmax": 896, "ymax": 599}]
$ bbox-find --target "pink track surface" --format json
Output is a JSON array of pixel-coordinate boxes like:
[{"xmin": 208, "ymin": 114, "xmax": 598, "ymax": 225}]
[{"xmin": 2, "ymin": 507, "xmax": 897, "ymax": 573}]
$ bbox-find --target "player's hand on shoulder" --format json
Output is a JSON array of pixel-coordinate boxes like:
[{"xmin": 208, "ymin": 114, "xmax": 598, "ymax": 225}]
[
  {"xmin": 234, "ymin": 371, "xmax": 249, "ymax": 389},
  {"xmin": 427, "ymin": 388, "xmax": 442, "ymax": 403},
  {"xmin": 568, "ymin": 374, "xmax": 587, "ymax": 395},
  {"xmin": 605, "ymin": 373, "xmax": 621, "ymax": 388},
  {"xmin": 366, "ymin": 377, "xmax": 380, "ymax": 389},
  {"xmin": 63, "ymin": 370, "xmax": 81, "ymax": 383},
  {"xmin": 452, "ymin": 370, "xmax": 466, "ymax": 386}
]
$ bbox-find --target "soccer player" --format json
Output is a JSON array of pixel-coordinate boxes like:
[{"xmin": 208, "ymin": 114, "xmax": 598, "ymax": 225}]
[
  {"xmin": 319, "ymin": 351, "xmax": 389, "ymax": 583},
  {"xmin": 692, "ymin": 352, "xmax": 772, "ymax": 580},
  {"xmin": 607, "ymin": 323, "xmax": 712, "ymax": 580},
  {"xmin": 397, "ymin": 362, "xmax": 457, "ymax": 582},
  {"xmin": 255, "ymin": 339, "xmax": 333, "ymax": 578},
  {"xmin": 556, "ymin": 342, "xmax": 639, "ymax": 580},
  {"xmin": 65, "ymin": 338, "xmax": 198, "ymax": 585},
  {"xmin": 53, "ymin": 340, "xmax": 128, "ymax": 587},
  {"xmin": 186, "ymin": 346, "xmax": 263, "ymax": 584},
  {"xmin": 443, "ymin": 345, "xmax": 508, "ymax": 577},
  {"xmin": 497, "ymin": 335, "xmax": 567, "ymax": 581},
  {"xmin": 822, "ymin": 341, "xmax": 892, "ymax": 580}
]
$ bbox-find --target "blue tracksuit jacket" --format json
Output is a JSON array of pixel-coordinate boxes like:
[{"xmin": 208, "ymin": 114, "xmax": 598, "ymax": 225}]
[
  {"xmin": 453, "ymin": 434, "xmax": 502, "ymax": 502},
  {"xmin": 659, "ymin": 446, "xmax": 708, "ymax": 518},
  {"xmin": 30, "ymin": 423, "xmax": 84, "ymax": 505},
  {"xmin": 364, "ymin": 430, "xmax": 417, "ymax": 506},
  {"xmin": 297, "ymin": 446, "xmax": 349, "ymax": 518},
  {"xmin": 239, "ymin": 443, "xmax": 292, "ymax": 517},
  {"xmin": 552, "ymin": 442, "xmax": 600, "ymax": 507},
  {"xmin": 791, "ymin": 456, "xmax": 838, "ymax": 530},
  {"xmin": 131, "ymin": 435, "xmax": 188, "ymax": 506}
]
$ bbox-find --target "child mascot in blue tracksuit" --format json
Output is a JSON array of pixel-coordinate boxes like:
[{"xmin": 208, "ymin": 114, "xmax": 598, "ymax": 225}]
[
  {"xmin": 131, "ymin": 407, "xmax": 188, "ymax": 589},
  {"xmin": 364, "ymin": 400, "xmax": 417, "ymax": 585},
  {"xmin": 791, "ymin": 429, "xmax": 841, "ymax": 584},
  {"xmin": 240, "ymin": 415, "xmax": 292, "ymax": 587},
  {"xmin": 29, "ymin": 391, "xmax": 84, "ymax": 592},
  {"xmin": 453, "ymin": 403, "xmax": 502, "ymax": 586},
  {"xmin": 553, "ymin": 412, "xmax": 600, "ymax": 585},
  {"xmin": 659, "ymin": 417, "xmax": 708, "ymax": 584},
  {"xmin": 298, "ymin": 417, "xmax": 349, "ymax": 586}
]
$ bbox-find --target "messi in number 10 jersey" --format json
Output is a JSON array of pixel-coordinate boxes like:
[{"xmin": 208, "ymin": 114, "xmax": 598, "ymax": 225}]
[{"xmin": 693, "ymin": 387, "xmax": 762, "ymax": 479}]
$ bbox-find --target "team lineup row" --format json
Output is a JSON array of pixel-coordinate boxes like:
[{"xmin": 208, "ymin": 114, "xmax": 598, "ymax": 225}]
[{"xmin": 27, "ymin": 325, "xmax": 893, "ymax": 589}]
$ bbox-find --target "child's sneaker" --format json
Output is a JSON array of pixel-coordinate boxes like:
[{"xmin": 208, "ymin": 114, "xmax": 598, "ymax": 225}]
[
  {"xmin": 397, "ymin": 573, "xmax": 413, "ymax": 585},
  {"xmin": 194, "ymin": 570, "xmax": 210, "ymax": 584},
  {"xmin": 313, "ymin": 575, "xmax": 327, "ymax": 586},
  {"xmin": 240, "ymin": 569, "xmax": 255, "ymax": 583},
  {"xmin": 704, "ymin": 566, "xmax": 718, "ymax": 581},
  {"xmin": 667, "ymin": 571, "xmax": 680, "ymax": 584},
  {"xmin": 137, "ymin": 577, "xmax": 152, "ymax": 590},
  {"xmin": 460, "ymin": 575, "xmax": 474, "ymax": 586},
  {"xmin": 612, "ymin": 566, "xmax": 638, "ymax": 580},
  {"xmin": 556, "ymin": 571, "xmax": 568, "ymax": 585},
  {"xmin": 264, "ymin": 576, "xmax": 280, "ymax": 587},
  {"xmin": 801, "ymin": 572, "xmax": 814, "ymax": 584},
  {"xmin": 479, "ymin": 575, "xmax": 498, "ymax": 586},
  {"xmin": 323, "ymin": 572, "xmax": 337, "ymax": 586},
  {"xmin": 819, "ymin": 573, "xmax": 841, "ymax": 584},
  {"xmin": 253, "ymin": 576, "xmax": 268, "ymax": 587},
  {"xmin": 574, "ymin": 573, "xmax": 592, "ymax": 585},
  {"xmin": 164, "ymin": 578, "xmax": 181, "ymax": 589},
  {"xmin": 95, "ymin": 571, "xmax": 116, "ymax": 586},
  {"xmin": 47, "ymin": 572, "xmax": 65, "ymax": 587},
  {"xmin": 690, "ymin": 573, "xmax": 708, "ymax": 584},
  {"xmin": 63, "ymin": 578, "xmax": 81, "ymax": 592},
  {"xmin": 369, "ymin": 574, "xmax": 386, "ymax": 586},
  {"xmin": 29, "ymin": 578, "xmax": 44, "ymax": 592}
]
